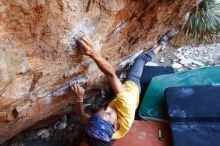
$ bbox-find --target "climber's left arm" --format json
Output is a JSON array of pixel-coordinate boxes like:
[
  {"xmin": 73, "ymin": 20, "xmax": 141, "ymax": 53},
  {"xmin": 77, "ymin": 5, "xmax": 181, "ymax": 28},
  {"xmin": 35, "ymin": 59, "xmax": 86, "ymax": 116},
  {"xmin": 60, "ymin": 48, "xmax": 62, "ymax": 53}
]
[{"xmin": 71, "ymin": 84, "xmax": 90, "ymax": 124}]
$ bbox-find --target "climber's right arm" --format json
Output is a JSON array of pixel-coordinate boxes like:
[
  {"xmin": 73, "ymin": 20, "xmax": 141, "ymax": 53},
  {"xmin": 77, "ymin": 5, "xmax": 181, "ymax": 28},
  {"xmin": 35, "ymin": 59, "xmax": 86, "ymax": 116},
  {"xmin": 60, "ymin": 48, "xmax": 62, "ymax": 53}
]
[{"xmin": 76, "ymin": 36, "xmax": 126, "ymax": 94}]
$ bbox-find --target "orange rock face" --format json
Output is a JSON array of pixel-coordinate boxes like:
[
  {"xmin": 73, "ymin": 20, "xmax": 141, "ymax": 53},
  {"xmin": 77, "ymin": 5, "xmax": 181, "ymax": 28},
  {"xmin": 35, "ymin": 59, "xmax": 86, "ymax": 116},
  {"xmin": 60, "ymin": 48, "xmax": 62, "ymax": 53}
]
[{"xmin": 0, "ymin": 0, "xmax": 196, "ymax": 143}]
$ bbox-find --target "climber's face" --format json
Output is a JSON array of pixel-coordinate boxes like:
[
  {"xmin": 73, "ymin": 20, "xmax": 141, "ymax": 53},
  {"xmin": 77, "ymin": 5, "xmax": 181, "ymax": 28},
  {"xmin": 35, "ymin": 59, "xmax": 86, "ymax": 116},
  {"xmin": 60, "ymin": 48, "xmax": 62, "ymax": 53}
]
[
  {"xmin": 96, "ymin": 110, "xmax": 112, "ymax": 123},
  {"xmin": 95, "ymin": 106, "xmax": 120, "ymax": 133},
  {"xmin": 96, "ymin": 108, "xmax": 117, "ymax": 127}
]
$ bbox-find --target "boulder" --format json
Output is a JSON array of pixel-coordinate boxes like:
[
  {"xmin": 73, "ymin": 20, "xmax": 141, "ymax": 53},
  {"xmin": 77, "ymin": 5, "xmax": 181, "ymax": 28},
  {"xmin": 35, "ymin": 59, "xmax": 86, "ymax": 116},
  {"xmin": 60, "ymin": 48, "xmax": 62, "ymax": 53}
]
[{"xmin": 0, "ymin": 0, "xmax": 196, "ymax": 143}]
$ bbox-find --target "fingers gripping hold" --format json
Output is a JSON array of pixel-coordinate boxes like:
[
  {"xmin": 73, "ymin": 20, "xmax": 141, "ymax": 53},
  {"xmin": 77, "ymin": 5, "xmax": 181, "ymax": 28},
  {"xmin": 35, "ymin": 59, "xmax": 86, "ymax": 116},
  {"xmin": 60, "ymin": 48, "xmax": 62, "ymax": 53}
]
[{"xmin": 70, "ymin": 83, "xmax": 85, "ymax": 102}]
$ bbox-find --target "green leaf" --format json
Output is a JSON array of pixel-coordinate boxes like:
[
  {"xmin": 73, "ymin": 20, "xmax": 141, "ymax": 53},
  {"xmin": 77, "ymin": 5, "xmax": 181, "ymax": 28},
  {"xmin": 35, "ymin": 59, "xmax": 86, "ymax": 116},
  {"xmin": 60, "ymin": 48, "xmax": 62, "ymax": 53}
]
[{"xmin": 174, "ymin": 0, "xmax": 220, "ymax": 45}]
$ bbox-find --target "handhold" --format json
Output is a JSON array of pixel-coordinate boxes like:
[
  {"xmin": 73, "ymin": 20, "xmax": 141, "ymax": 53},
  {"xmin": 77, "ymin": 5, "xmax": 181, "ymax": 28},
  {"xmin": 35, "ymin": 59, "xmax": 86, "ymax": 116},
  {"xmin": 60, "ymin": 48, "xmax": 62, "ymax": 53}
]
[{"xmin": 43, "ymin": 76, "xmax": 88, "ymax": 101}]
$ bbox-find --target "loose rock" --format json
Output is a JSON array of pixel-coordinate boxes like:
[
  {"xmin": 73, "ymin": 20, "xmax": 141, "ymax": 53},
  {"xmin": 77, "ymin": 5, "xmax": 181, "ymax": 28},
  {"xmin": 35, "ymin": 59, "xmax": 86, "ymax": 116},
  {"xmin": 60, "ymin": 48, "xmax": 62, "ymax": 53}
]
[
  {"xmin": 172, "ymin": 62, "xmax": 183, "ymax": 69},
  {"xmin": 145, "ymin": 61, "xmax": 158, "ymax": 66},
  {"xmin": 160, "ymin": 57, "xmax": 165, "ymax": 63},
  {"xmin": 37, "ymin": 129, "xmax": 50, "ymax": 139}
]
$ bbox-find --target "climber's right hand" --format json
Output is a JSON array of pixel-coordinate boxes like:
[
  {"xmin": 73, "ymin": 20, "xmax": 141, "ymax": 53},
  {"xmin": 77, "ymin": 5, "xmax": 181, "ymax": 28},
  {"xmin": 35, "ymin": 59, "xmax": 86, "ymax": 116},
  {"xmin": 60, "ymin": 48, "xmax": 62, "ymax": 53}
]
[{"xmin": 76, "ymin": 36, "xmax": 97, "ymax": 57}]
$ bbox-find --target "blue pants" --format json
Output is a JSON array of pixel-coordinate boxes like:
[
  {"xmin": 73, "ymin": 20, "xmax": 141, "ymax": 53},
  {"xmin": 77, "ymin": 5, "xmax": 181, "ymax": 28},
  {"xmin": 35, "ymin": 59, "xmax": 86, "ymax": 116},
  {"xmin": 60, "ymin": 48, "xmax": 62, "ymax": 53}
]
[{"xmin": 126, "ymin": 50, "xmax": 155, "ymax": 92}]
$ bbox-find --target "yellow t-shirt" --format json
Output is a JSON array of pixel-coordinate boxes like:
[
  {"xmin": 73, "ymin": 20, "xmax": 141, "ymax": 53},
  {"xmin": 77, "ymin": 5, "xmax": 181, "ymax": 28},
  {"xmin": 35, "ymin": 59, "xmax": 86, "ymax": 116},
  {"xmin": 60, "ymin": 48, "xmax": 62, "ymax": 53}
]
[{"xmin": 108, "ymin": 81, "xmax": 139, "ymax": 139}]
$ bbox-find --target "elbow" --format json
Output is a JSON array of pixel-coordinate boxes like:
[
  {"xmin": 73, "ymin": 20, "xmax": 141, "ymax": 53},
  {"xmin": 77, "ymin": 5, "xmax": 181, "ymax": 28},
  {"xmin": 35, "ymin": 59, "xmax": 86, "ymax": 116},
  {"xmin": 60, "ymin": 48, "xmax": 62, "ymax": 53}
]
[
  {"xmin": 104, "ymin": 66, "xmax": 116, "ymax": 79},
  {"xmin": 107, "ymin": 71, "xmax": 117, "ymax": 79}
]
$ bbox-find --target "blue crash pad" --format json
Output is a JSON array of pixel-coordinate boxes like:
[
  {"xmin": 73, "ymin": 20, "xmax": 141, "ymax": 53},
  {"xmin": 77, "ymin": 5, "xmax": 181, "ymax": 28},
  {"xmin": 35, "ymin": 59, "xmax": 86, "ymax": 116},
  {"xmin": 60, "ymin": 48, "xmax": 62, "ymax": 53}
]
[{"xmin": 165, "ymin": 85, "xmax": 220, "ymax": 146}]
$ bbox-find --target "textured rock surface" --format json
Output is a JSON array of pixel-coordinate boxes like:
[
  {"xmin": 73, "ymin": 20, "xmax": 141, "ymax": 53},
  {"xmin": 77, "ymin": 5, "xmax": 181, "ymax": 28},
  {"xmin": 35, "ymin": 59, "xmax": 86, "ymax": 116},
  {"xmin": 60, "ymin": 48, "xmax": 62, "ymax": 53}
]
[{"xmin": 0, "ymin": 0, "xmax": 196, "ymax": 143}]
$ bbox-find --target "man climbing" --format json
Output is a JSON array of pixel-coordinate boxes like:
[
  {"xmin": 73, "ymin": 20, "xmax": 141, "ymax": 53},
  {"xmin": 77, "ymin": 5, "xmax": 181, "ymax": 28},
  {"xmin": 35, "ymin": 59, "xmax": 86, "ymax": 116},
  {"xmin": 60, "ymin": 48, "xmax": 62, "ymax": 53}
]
[{"xmin": 71, "ymin": 33, "xmax": 170, "ymax": 146}]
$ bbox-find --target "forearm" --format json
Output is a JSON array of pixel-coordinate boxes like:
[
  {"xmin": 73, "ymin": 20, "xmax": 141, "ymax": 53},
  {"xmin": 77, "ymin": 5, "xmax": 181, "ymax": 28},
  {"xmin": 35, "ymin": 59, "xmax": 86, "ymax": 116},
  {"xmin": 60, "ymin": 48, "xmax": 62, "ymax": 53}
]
[
  {"xmin": 74, "ymin": 103, "xmax": 90, "ymax": 124},
  {"xmin": 90, "ymin": 53, "xmax": 115, "ymax": 77},
  {"xmin": 89, "ymin": 53, "xmax": 126, "ymax": 94}
]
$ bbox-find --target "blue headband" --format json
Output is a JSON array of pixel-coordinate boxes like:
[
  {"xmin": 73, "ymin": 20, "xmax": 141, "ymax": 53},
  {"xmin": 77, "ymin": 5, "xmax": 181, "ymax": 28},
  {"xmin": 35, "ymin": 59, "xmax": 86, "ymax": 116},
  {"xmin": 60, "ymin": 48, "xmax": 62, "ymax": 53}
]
[{"xmin": 85, "ymin": 114, "xmax": 113, "ymax": 142}]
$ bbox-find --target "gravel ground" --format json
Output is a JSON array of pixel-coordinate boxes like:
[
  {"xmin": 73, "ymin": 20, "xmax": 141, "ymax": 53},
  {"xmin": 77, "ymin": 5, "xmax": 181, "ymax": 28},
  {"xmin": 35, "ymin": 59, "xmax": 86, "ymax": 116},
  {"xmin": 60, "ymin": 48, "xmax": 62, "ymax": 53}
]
[{"xmin": 152, "ymin": 40, "xmax": 220, "ymax": 71}]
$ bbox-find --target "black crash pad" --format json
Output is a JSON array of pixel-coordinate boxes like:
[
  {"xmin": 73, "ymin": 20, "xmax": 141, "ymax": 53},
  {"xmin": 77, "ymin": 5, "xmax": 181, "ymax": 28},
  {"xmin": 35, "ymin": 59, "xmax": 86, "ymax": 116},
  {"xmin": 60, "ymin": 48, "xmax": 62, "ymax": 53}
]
[{"xmin": 140, "ymin": 66, "xmax": 175, "ymax": 86}]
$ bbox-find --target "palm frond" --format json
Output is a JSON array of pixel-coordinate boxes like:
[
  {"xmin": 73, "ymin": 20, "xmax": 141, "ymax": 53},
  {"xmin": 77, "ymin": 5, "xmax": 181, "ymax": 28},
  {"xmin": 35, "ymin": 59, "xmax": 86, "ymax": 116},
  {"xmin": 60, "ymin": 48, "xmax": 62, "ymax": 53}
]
[{"xmin": 174, "ymin": 0, "xmax": 220, "ymax": 46}]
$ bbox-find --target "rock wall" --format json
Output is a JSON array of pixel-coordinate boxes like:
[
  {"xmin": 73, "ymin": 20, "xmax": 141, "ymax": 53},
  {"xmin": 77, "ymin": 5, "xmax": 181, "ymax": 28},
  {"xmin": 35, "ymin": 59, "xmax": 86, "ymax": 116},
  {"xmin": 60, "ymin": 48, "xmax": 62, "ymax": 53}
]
[{"xmin": 0, "ymin": 0, "xmax": 196, "ymax": 143}]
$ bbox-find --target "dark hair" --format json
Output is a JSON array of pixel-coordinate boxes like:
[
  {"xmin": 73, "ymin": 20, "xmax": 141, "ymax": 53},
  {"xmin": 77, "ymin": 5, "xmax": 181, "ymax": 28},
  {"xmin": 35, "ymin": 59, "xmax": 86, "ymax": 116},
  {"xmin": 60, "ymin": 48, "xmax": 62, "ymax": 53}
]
[{"xmin": 86, "ymin": 134, "xmax": 115, "ymax": 146}]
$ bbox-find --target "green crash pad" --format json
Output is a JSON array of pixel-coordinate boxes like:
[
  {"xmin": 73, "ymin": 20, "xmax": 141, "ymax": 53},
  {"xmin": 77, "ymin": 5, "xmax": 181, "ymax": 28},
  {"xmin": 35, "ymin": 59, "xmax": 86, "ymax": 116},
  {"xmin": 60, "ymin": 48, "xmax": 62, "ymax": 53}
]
[{"xmin": 139, "ymin": 66, "xmax": 220, "ymax": 121}]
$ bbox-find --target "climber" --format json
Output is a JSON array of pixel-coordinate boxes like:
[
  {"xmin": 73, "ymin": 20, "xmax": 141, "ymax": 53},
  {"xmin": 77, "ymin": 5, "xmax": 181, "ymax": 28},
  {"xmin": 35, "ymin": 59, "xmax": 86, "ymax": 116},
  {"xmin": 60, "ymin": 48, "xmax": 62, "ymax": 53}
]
[{"xmin": 71, "ymin": 33, "xmax": 171, "ymax": 146}]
